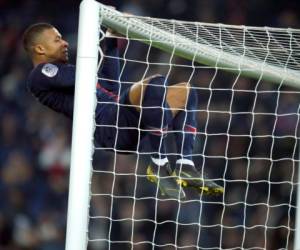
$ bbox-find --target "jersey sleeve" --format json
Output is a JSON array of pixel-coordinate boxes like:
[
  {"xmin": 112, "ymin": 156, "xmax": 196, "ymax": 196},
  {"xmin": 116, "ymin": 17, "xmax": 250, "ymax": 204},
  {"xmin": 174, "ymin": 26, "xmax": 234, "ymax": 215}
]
[
  {"xmin": 27, "ymin": 63, "xmax": 76, "ymax": 118},
  {"xmin": 98, "ymin": 37, "xmax": 120, "ymax": 93},
  {"xmin": 32, "ymin": 63, "xmax": 76, "ymax": 90}
]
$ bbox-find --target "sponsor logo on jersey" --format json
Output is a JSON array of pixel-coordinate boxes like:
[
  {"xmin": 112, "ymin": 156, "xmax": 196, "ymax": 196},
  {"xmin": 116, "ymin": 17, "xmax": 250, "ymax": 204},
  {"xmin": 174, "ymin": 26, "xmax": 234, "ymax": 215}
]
[{"xmin": 41, "ymin": 63, "xmax": 58, "ymax": 77}]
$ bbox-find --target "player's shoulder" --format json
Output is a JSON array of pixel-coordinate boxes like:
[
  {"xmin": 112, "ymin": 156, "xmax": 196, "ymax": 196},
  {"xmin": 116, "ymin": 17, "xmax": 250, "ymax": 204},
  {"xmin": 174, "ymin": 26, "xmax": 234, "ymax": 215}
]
[
  {"xmin": 27, "ymin": 62, "xmax": 75, "ymax": 88},
  {"xmin": 38, "ymin": 63, "xmax": 60, "ymax": 78},
  {"xmin": 30, "ymin": 62, "xmax": 74, "ymax": 78}
]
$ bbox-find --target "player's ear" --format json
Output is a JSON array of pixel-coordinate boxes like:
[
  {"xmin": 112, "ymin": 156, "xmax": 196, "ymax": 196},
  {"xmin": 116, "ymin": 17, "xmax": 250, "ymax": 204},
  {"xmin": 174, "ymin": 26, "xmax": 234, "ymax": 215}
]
[{"xmin": 34, "ymin": 44, "xmax": 45, "ymax": 55}]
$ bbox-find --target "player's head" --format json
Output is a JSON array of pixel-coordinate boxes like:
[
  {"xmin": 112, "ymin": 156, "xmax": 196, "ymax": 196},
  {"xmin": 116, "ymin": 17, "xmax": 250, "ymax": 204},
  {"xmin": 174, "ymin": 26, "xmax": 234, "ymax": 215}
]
[{"xmin": 22, "ymin": 23, "xmax": 69, "ymax": 65}]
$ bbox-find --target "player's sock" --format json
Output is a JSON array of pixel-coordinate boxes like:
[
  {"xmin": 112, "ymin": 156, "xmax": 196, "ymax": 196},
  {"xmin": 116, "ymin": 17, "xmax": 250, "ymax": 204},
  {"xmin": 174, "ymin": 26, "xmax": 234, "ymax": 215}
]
[
  {"xmin": 176, "ymin": 158, "xmax": 194, "ymax": 167},
  {"xmin": 151, "ymin": 156, "xmax": 169, "ymax": 166},
  {"xmin": 142, "ymin": 75, "xmax": 172, "ymax": 159},
  {"xmin": 172, "ymin": 87, "xmax": 198, "ymax": 162}
]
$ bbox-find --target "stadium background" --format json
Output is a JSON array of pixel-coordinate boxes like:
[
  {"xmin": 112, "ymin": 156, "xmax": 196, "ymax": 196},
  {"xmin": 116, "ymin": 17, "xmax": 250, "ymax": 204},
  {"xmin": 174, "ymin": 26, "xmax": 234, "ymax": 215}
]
[{"xmin": 0, "ymin": 0, "xmax": 299, "ymax": 249}]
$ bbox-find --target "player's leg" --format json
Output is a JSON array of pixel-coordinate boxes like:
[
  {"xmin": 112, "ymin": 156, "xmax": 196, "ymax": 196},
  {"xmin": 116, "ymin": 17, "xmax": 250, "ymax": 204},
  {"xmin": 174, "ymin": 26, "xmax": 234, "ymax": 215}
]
[
  {"xmin": 170, "ymin": 84, "xmax": 224, "ymax": 195},
  {"xmin": 171, "ymin": 82, "xmax": 197, "ymax": 163},
  {"xmin": 129, "ymin": 74, "xmax": 161, "ymax": 110},
  {"xmin": 129, "ymin": 75, "xmax": 172, "ymax": 160},
  {"xmin": 129, "ymin": 75, "xmax": 185, "ymax": 199}
]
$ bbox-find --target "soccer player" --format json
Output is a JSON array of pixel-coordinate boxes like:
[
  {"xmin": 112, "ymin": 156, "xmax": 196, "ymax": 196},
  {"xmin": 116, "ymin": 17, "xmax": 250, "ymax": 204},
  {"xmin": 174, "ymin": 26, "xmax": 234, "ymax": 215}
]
[{"xmin": 22, "ymin": 23, "xmax": 223, "ymax": 199}]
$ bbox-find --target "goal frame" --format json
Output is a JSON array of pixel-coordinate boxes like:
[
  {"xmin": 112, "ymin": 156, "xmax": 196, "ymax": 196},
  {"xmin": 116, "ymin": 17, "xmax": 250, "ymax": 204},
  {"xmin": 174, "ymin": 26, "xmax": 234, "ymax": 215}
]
[
  {"xmin": 65, "ymin": 0, "xmax": 100, "ymax": 250},
  {"xmin": 66, "ymin": 0, "xmax": 300, "ymax": 249}
]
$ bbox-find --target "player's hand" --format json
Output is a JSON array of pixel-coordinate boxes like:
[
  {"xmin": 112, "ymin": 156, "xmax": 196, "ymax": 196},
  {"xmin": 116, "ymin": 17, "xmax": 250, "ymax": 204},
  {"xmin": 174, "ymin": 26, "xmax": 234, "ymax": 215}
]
[
  {"xmin": 106, "ymin": 28, "xmax": 122, "ymax": 37},
  {"xmin": 105, "ymin": 6, "xmax": 133, "ymax": 38}
]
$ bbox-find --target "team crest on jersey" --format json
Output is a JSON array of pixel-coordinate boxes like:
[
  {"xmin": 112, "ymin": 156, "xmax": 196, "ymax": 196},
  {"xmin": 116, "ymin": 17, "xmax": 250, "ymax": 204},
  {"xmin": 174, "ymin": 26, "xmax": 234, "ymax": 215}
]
[{"xmin": 41, "ymin": 63, "xmax": 58, "ymax": 77}]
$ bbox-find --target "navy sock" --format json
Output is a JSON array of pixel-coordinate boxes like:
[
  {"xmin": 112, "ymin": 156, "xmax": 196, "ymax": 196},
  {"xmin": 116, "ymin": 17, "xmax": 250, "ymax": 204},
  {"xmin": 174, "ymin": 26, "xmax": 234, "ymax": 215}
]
[
  {"xmin": 141, "ymin": 76, "xmax": 172, "ymax": 159},
  {"xmin": 173, "ymin": 87, "xmax": 198, "ymax": 161}
]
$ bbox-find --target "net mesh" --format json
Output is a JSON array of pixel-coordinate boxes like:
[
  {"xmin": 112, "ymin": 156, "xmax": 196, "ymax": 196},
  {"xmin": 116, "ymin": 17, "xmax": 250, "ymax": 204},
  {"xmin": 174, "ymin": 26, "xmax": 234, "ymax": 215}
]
[
  {"xmin": 87, "ymin": 12, "xmax": 300, "ymax": 250},
  {"xmin": 145, "ymin": 19, "xmax": 300, "ymax": 71}
]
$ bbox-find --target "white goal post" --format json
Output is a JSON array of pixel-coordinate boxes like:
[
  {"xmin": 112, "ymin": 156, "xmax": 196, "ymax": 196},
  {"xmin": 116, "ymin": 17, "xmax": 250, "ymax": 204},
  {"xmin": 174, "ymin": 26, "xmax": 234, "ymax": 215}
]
[
  {"xmin": 65, "ymin": 0, "xmax": 100, "ymax": 250},
  {"xmin": 66, "ymin": 0, "xmax": 300, "ymax": 249}
]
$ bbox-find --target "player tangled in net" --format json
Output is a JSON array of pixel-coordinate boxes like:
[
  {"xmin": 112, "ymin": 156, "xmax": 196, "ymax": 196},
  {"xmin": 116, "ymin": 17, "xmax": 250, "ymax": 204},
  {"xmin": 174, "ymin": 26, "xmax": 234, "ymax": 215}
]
[{"xmin": 22, "ymin": 22, "xmax": 223, "ymax": 199}]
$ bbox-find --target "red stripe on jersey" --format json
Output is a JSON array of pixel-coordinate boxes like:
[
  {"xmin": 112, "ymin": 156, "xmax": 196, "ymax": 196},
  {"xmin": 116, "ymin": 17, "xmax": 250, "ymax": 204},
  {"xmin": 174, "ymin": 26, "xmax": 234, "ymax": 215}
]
[{"xmin": 184, "ymin": 125, "xmax": 197, "ymax": 134}]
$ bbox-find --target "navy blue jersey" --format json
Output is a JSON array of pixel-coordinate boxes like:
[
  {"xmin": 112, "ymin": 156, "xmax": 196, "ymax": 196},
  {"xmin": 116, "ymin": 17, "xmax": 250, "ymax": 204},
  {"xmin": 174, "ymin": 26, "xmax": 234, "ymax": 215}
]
[
  {"xmin": 27, "ymin": 62, "xmax": 76, "ymax": 118},
  {"xmin": 26, "ymin": 38, "xmax": 120, "ymax": 119},
  {"xmin": 27, "ymin": 37, "xmax": 142, "ymax": 151}
]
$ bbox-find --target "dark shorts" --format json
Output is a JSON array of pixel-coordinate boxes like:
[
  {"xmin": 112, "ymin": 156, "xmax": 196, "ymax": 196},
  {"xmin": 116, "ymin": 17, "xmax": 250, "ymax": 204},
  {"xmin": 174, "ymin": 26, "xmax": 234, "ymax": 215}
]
[{"xmin": 94, "ymin": 88, "xmax": 142, "ymax": 153}]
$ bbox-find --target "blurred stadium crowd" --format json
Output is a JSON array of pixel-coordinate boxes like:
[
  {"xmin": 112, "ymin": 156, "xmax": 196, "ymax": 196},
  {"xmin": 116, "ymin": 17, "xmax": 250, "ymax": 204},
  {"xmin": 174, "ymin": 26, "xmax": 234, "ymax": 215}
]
[{"xmin": 0, "ymin": 0, "xmax": 299, "ymax": 249}]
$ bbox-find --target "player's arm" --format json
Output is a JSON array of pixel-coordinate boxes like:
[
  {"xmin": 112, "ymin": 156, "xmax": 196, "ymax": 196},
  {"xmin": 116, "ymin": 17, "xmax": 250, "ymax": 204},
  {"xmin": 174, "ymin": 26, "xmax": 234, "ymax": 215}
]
[
  {"xmin": 27, "ymin": 63, "xmax": 76, "ymax": 118},
  {"xmin": 28, "ymin": 63, "xmax": 75, "ymax": 91},
  {"xmin": 41, "ymin": 63, "xmax": 75, "ymax": 89},
  {"xmin": 98, "ymin": 30, "xmax": 120, "ymax": 92}
]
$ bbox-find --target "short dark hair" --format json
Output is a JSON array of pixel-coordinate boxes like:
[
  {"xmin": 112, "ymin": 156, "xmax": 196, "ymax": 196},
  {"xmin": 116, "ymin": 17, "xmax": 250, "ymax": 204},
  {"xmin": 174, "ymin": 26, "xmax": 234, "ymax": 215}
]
[{"xmin": 22, "ymin": 23, "xmax": 54, "ymax": 55}]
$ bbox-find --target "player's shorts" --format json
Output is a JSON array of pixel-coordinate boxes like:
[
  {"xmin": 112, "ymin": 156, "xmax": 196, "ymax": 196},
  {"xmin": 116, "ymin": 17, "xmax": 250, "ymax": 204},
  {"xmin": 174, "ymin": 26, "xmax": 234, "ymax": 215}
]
[{"xmin": 94, "ymin": 87, "xmax": 142, "ymax": 153}]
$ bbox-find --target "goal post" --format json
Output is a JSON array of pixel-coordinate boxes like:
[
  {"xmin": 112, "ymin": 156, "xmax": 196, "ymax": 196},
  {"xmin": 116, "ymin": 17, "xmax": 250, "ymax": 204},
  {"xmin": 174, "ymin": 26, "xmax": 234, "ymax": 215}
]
[
  {"xmin": 66, "ymin": 0, "xmax": 300, "ymax": 249},
  {"xmin": 65, "ymin": 0, "xmax": 100, "ymax": 250}
]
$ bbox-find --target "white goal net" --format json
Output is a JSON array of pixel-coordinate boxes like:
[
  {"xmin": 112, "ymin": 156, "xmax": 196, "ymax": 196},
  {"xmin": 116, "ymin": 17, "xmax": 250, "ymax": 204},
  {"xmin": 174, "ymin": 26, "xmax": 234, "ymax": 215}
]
[{"xmin": 66, "ymin": 1, "xmax": 300, "ymax": 250}]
